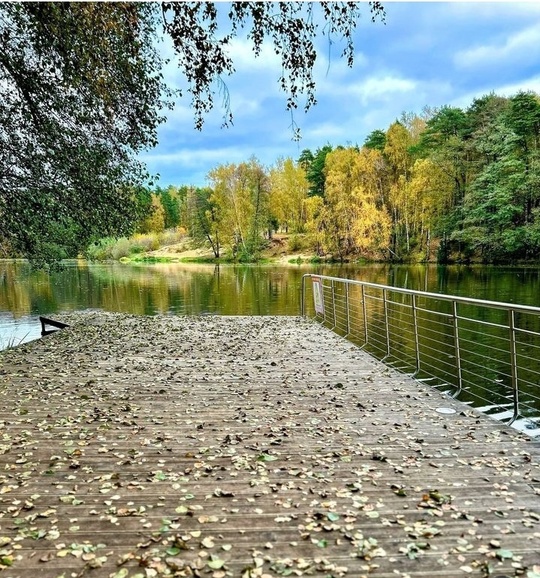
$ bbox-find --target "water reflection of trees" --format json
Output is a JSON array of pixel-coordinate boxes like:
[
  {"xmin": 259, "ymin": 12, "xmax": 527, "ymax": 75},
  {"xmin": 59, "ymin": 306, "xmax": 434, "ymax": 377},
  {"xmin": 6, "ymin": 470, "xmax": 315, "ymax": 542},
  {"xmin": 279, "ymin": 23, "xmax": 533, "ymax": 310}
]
[
  {"xmin": 1, "ymin": 261, "xmax": 315, "ymax": 316},
  {"xmin": 0, "ymin": 262, "xmax": 53, "ymax": 317},
  {"xmin": 2, "ymin": 262, "xmax": 540, "ymax": 319}
]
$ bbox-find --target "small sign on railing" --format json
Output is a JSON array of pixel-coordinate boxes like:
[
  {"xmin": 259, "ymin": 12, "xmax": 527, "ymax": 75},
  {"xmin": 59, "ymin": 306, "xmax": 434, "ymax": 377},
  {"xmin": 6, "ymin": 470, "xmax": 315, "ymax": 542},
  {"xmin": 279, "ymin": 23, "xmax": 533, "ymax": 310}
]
[{"xmin": 312, "ymin": 276, "xmax": 324, "ymax": 315}]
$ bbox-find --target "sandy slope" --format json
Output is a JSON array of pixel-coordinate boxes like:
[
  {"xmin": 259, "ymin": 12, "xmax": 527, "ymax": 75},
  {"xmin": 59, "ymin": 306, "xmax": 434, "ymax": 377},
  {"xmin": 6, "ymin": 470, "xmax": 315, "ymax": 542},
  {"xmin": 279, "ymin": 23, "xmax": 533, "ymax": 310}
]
[{"xmin": 143, "ymin": 235, "xmax": 319, "ymax": 264}]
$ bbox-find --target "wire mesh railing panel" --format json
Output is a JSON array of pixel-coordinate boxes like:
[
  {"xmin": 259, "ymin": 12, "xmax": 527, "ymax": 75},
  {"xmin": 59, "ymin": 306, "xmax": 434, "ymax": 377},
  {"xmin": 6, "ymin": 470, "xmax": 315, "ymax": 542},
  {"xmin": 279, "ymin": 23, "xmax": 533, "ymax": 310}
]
[{"xmin": 302, "ymin": 274, "xmax": 540, "ymax": 437}]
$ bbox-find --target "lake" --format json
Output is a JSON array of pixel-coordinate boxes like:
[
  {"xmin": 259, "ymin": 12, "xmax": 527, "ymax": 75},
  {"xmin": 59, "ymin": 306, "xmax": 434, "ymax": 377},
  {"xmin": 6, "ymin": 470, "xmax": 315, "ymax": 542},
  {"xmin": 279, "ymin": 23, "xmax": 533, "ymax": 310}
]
[{"xmin": 2, "ymin": 259, "xmax": 540, "ymax": 351}]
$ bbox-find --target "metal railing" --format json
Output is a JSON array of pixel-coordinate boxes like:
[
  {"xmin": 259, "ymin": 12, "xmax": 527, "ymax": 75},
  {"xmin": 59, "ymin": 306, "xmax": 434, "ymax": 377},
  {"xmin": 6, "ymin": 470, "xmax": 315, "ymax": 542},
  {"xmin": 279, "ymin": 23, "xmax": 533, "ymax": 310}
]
[{"xmin": 302, "ymin": 274, "xmax": 540, "ymax": 436}]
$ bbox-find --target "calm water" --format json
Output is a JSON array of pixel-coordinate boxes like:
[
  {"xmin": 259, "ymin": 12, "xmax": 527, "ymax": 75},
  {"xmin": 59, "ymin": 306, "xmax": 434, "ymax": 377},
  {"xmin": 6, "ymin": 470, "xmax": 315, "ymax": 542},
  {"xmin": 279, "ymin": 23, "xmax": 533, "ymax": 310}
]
[{"xmin": 2, "ymin": 260, "xmax": 540, "ymax": 350}]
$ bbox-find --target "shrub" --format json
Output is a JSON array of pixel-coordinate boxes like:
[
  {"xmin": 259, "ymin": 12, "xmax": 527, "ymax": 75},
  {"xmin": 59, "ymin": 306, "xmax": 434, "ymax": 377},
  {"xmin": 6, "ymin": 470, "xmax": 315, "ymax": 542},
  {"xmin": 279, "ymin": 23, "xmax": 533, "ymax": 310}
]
[
  {"xmin": 160, "ymin": 227, "xmax": 186, "ymax": 247},
  {"xmin": 86, "ymin": 227, "xmax": 187, "ymax": 261},
  {"xmin": 288, "ymin": 234, "xmax": 308, "ymax": 252},
  {"xmin": 86, "ymin": 237, "xmax": 116, "ymax": 260},
  {"xmin": 110, "ymin": 237, "xmax": 132, "ymax": 260},
  {"xmin": 131, "ymin": 234, "xmax": 155, "ymax": 253}
]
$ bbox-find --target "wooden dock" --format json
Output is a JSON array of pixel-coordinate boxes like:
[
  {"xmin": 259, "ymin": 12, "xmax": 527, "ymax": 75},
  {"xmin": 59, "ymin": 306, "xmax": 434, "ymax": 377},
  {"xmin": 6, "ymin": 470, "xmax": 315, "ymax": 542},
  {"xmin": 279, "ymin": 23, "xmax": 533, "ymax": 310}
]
[{"xmin": 0, "ymin": 313, "xmax": 538, "ymax": 578}]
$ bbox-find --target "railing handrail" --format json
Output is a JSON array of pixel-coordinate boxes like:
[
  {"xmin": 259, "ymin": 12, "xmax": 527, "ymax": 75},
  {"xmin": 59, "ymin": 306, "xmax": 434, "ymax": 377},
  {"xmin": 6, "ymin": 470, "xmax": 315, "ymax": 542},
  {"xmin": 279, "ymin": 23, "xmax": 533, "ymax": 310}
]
[{"xmin": 302, "ymin": 273, "xmax": 540, "ymax": 316}]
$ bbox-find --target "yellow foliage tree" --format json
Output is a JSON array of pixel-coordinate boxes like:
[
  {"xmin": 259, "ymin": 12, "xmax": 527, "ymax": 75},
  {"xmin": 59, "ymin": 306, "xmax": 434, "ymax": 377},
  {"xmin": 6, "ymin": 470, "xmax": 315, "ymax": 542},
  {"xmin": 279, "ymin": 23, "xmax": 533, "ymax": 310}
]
[
  {"xmin": 323, "ymin": 147, "xmax": 391, "ymax": 259},
  {"xmin": 207, "ymin": 157, "xmax": 269, "ymax": 258},
  {"xmin": 385, "ymin": 121, "xmax": 418, "ymax": 256},
  {"xmin": 140, "ymin": 193, "xmax": 165, "ymax": 233},
  {"xmin": 269, "ymin": 158, "xmax": 309, "ymax": 234},
  {"xmin": 385, "ymin": 122, "xmax": 413, "ymax": 181},
  {"xmin": 406, "ymin": 158, "xmax": 455, "ymax": 259},
  {"xmin": 303, "ymin": 195, "xmax": 325, "ymax": 254}
]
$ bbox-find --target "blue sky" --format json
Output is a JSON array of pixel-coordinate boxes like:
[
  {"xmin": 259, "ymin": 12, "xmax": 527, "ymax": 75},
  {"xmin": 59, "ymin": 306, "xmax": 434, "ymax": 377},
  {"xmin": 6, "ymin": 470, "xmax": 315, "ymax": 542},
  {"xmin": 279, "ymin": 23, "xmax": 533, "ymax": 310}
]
[{"xmin": 140, "ymin": 2, "xmax": 540, "ymax": 188}]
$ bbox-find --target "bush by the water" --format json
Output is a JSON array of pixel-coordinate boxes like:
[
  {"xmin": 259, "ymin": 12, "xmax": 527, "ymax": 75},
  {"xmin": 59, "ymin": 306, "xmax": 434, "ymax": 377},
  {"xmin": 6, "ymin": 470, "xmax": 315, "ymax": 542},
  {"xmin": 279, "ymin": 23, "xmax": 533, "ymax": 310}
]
[{"xmin": 86, "ymin": 229, "xmax": 186, "ymax": 261}]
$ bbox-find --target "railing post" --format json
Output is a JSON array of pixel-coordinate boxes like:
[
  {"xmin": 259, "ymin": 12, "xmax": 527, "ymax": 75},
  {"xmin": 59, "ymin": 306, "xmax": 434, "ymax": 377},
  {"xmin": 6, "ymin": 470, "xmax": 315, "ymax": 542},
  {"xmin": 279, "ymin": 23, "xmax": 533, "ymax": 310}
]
[
  {"xmin": 322, "ymin": 281, "xmax": 327, "ymax": 324},
  {"xmin": 301, "ymin": 275, "xmax": 306, "ymax": 316},
  {"xmin": 331, "ymin": 280, "xmax": 337, "ymax": 330},
  {"xmin": 412, "ymin": 294, "xmax": 420, "ymax": 376},
  {"xmin": 508, "ymin": 309, "xmax": 519, "ymax": 424},
  {"xmin": 382, "ymin": 288, "xmax": 391, "ymax": 361},
  {"xmin": 452, "ymin": 300, "xmax": 463, "ymax": 398},
  {"xmin": 361, "ymin": 284, "xmax": 368, "ymax": 347},
  {"xmin": 345, "ymin": 282, "xmax": 351, "ymax": 337}
]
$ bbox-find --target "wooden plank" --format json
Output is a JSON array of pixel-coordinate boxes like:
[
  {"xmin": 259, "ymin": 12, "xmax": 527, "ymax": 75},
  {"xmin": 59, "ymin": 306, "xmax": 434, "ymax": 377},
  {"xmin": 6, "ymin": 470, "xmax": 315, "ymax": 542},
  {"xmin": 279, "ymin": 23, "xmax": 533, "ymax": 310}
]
[{"xmin": 0, "ymin": 312, "xmax": 538, "ymax": 578}]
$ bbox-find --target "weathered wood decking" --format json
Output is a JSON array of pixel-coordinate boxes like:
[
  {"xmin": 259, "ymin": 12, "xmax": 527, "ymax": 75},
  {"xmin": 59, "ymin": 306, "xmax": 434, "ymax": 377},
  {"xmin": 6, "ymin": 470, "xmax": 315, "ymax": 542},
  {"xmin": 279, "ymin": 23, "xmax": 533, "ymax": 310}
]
[{"xmin": 0, "ymin": 313, "xmax": 538, "ymax": 578}]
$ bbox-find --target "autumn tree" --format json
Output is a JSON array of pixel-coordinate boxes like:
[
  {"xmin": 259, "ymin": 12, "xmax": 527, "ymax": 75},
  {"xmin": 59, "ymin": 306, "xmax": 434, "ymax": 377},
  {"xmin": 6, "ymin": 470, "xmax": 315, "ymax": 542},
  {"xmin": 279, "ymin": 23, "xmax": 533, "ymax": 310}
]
[
  {"xmin": 418, "ymin": 106, "xmax": 471, "ymax": 220},
  {"xmin": 186, "ymin": 187, "xmax": 223, "ymax": 258},
  {"xmin": 322, "ymin": 147, "xmax": 391, "ymax": 260},
  {"xmin": 158, "ymin": 186, "xmax": 180, "ymax": 230},
  {"xmin": 244, "ymin": 159, "xmax": 270, "ymax": 255},
  {"xmin": 303, "ymin": 196, "xmax": 326, "ymax": 255},
  {"xmin": 399, "ymin": 110, "xmax": 430, "ymax": 140},
  {"xmin": 139, "ymin": 194, "xmax": 166, "ymax": 234},
  {"xmin": 405, "ymin": 158, "xmax": 454, "ymax": 260},
  {"xmin": 0, "ymin": 3, "xmax": 166, "ymax": 265},
  {"xmin": 269, "ymin": 158, "xmax": 309, "ymax": 234},
  {"xmin": 384, "ymin": 121, "xmax": 415, "ymax": 256},
  {"xmin": 207, "ymin": 159, "xmax": 270, "ymax": 261}
]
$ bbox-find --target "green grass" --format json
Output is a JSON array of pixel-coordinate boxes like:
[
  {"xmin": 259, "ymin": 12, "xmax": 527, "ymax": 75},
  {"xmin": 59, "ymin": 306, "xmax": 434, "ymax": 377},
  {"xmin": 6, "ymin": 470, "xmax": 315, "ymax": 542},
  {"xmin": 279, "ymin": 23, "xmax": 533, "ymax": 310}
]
[
  {"xmin": 178, "ymin": 256, "xmax": 219, "ymax": 264},
  {"xmin": 288, "ymin": 256, "xmax": 323, "ymax": 265},
  {"xmin": 128, "ymin": 255, "xmax": 180, "ymax": 264}
]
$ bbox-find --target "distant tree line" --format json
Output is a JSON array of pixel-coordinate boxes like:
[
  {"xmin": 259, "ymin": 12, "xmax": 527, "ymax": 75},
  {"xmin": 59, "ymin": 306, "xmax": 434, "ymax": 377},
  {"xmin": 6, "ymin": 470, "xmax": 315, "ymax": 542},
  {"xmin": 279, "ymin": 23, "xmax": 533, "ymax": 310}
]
[{"xmin": 138, "ymin": 90, "xmax": 540, "ymax": 264}]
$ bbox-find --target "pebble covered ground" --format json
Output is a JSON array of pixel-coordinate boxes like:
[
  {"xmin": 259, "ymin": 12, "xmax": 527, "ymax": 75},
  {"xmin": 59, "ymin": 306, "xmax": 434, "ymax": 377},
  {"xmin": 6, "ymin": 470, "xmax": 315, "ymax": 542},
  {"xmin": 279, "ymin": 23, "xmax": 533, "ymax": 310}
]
[{"xmin": 0, "ymin": 312, "xmax": 539, "ymax": 578}]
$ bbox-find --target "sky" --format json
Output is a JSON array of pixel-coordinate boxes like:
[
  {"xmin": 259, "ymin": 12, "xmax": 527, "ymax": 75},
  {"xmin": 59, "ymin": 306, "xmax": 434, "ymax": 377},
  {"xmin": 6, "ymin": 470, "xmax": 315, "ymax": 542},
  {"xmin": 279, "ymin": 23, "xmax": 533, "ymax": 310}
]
[{"xmin": 139, "ymin": 2, "xmax": 540, "ymax": 188}]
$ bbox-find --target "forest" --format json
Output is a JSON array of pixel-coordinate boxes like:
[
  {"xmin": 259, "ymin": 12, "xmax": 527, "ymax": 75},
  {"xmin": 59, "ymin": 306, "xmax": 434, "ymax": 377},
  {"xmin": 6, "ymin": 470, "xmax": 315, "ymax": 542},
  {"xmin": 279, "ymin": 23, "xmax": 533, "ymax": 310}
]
[
  {"xmin": 6, "ymin": 4, "xmax": 538, "ymax": 266},
  {"xmin": 118, "ymin": 90, "xmax": 540, "ymax": 265}
]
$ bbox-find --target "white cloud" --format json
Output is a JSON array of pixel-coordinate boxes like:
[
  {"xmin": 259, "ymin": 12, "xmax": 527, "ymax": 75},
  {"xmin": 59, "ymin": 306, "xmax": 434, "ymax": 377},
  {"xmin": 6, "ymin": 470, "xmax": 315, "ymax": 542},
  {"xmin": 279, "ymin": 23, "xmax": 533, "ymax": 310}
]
[
  {"xmin": 454, "ymin": 22, "xmax": 540, "ymax": 69},
  {"xmin": 494, "ymin": 75, "xmax": 540, "ymax": 96},
  {"xmin": 141, "ymin": 146, "xmax": 249, "ymax": 167},
  {"xmin": 225, "ymin": 38, "xmax": 282, "ymax": 71},
  {"xmin": 319, "ymin": 74, "xmax": 417, "ymax": 105},
  {"xmin": 450, "ymin": 75, "xmax": 540, "ymax": 110},
  {"xmin": 351, "ymin": 75, "xmax": 416, "ymax": 101},
  {"xmin": 303, "ymin": 121, "xmax": 352, "ymax": 141}
]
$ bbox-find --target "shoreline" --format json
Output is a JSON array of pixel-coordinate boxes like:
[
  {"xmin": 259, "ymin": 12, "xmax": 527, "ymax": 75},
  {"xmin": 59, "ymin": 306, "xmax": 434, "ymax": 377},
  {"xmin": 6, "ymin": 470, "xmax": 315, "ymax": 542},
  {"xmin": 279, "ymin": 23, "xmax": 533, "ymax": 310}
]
[{"xmin": 123, "ymin": 253, "xmax": 326, "ymax": 266}]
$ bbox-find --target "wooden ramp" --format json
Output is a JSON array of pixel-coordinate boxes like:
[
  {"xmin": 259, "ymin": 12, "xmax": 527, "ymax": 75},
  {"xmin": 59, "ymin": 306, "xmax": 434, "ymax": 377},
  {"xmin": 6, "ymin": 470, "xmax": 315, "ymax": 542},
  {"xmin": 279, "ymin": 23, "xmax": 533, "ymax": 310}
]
[{"xmin": 0, "ymin": 313, "xmax": 538, "ymax": 578}]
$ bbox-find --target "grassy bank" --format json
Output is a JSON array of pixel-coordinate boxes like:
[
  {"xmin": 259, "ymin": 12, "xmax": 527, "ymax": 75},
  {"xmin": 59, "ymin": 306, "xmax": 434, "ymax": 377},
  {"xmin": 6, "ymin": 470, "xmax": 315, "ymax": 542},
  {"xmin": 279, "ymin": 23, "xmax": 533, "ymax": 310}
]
[
  {"xmin": 85, "ymin": 230, "xmax": 187, "ymax": 261},
  {"xmin": 86, "ymin": 230, "xmax": 401, "ymax": 266},
  {"xmin": 89, "ymin": 231, "xmax": 336, "ymax": 265}
]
